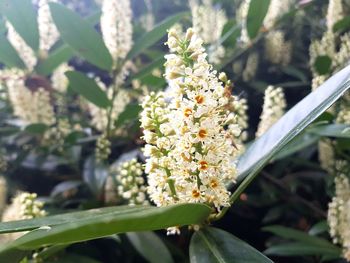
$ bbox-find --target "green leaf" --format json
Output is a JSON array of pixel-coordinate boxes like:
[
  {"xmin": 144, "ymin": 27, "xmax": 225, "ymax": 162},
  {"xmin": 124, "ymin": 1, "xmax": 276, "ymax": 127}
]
[
  {"xmin": 35, "ymin": 46, "xmax": 74, "ymax": 76},
  {"xmin": 24, "ymin": 123, "xmax": 49, "ymax": 135},
  {"xmin": 114, "ymin": 103, "xmax": 142, "ymax": 128},
  {"xmin": 0, "ymin": 204, "xmax": 211, "ymax": 261},
  {"xmin": 308, "ymin": 221, "xmax": 328, "ymax": 236},
  {"xmin": 308, "ymin": 124, "xmax": 350, "ymax": 138},
  {"xmin": 0, "ymin": 34, "xmax": 25, "ymax": 68},
  {"xmin": 314, "ymin": 55, "xmax": 332, "ymax": 75},
  {"xmin": 333, "ymin": 15, "xmax": 350, "ymax": 33},
  {"xmin": 35, "ymin": 11, "xmax": 101, "ymax": 76},
  {"xmin": 220, "ymin": 20, "xmax": 241, "ymax": 46},
  {"xmin": 246, "ymin": 0, "xmax": 271, "ymax": 40},
  {"xmin": 1, "ymin": 0, "xmax": 39, "ymax": 51},
  {"xmin": 264, "ymin": 242, "xmax": 341, "ymax": 257},
  {"xmin": 273, "ymin": 133, "xmax": 319, "ymax": 160},
  {"xmin": 236, "ymin": 65, "xmax": 350, "ymax": 182},
  {"xmin": 65, "ymin": 71, "xmax": 110, "ymax": 109},
  {"xmin": 49, "ymin": 3, "xmax": 113, "ymax": 71},
  {"xmin": 129, "ymin": 57, "xmax": 165, "ymax": 82},
  {"xmin": 126, "ymin": 232, "xmax": 174, "ymax": 263},
  {"xmin": 126, "ymin": 12, "xmax": 188, "ymax": 60},
  {"xmin": 190, "ymin": 227, "xmax": 273, "ymax": 263},
  {"xmin": 263, "ymin": 225, "xmax": 337, "ymax": 248}
]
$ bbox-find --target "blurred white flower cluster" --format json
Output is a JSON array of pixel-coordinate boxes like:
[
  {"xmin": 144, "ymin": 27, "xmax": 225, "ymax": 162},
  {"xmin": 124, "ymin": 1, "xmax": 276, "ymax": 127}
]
[
  {"xmin": 328, "ymin": 175, "xmax": 350, "ymax": 261},
  {"xmin": 141, "ymin": 28, "xmax": 243, "ymax": 214},
  {"xmin": 112, "ymin": 159, "xmax": 148, "ymax": 206},
  {"xmin": 264, "ymin": 30, "xmax": 292, "ymax": 66},
  {"xmin": 310, "ymin": 0, "xmax": 350, "ymax": 175},
  {"xmin": 101, "ymin": 0, "xmax": 133, "ymax": 64},
  {"xmin": 190, "ymin": 0, "xmax": 227, "ymax": 64},
  {"xmin": 0, "ymin": 192, "xmax": 46, "ymax": 243},
  {"xmin": 256, "ymin": 86, "xmax": 286, "ymax": 137}
]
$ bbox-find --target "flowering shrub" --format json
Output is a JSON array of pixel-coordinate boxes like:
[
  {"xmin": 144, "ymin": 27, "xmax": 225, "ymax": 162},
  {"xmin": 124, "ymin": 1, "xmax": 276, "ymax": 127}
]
[{"xmin": 0, "ymin": 0, "xmax": 349, "ymax": 262}]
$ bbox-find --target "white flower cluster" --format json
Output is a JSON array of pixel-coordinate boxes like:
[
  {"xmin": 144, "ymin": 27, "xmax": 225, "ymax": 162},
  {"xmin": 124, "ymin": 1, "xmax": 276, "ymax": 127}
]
[
  {"xmin": 326, "ymin": 0, "xmax": 344, "ymax": 31},
  {"xmin": 263, "ymin": 0, "xmax": 294, "ymax": 29},
  {"xmin": 236, "ymin": 0, "xmax": 250, "ymax": 45},
  {"xmin": 7, "ymin": 0, "xmax": 59, "ymax": 70},
  {"xmin": 328, "ymin": 175, "xmax": 350, "ymax": 261},
  {"xmin": 256, "ymin": 86, "xmax": 286, "ymax": 137},
  {"xmin": 190, "ymin": 0, "xmax": 227, "ymax": 64},
  {"xmin": 141, "ymin": 28, "xmax": 242, "ymax": 212},
  {"xmin": 112, "ymin": 158, "xmax": 148, "ymax": 206},
  {"xmin": 265, "ymin": 30, "xmax": 292, "ymax": 66},
  {"xmin": 3, "ymin": 69, "xmax": 55, "ymax": 126},
  {"xmin": 87, "ymin": 78, "xmax": 130, "ymax": 133},
  {"xmin": 95, "ymin": 133, "xmax": 111, "ymax": 163},
  {"xmin": 319, "ymin": 139, "xmax": 336, "ymax": 175},
  {"xmin": 38, "ymin": 0, "xmax": 60, "ymax": 55},
  {"xmin": 51, "ymin": 63, "xmax": 73, "ymax": 93},
  {"xmin": 140, "ymin": 0, "xmax": 154, "ymax": 31},
  {"xmin": 229, "ymin": 96, "xmax": 249, "ymax": 142},
  {"xmin": 42, "ymin": 118, "xmax": 71, "ymax": 151},
  {"xmin": 101, "ymin": 0, "xmax": 133, "ymax": 63},
  {"xmin": 7, "ymin": 23, "xmax": 37, "ymax": 71},
  {"xmin": 2, "ymin": 192, "xmax": 46, "ymax": 220},
  {"xmin": 242, "ymin": 52, "xmax": 259, "ymax": 81},
  {"xmin": 0, "ymin": 192, "xmax": 46, "ymax": 244}
]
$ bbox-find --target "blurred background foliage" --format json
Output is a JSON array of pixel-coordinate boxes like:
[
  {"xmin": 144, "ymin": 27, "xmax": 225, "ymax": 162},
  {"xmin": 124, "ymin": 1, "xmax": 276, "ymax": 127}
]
[{"xmin": 0, "ymin": 0, "xmax": 349, "ymax": 262}]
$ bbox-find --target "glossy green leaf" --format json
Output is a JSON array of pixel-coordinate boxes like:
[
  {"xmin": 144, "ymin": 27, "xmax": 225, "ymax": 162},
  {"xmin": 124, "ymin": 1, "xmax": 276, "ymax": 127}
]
[
  {"xmin": 35, "ymin": 46, "xmax": 74, "ymax": 76},
  {"xmin": 126, "ymin": 12, "xmax": 188, "ymax": 60},
  {"xmin": 246, "ymin": 0, "xmax": 271, "ymax": 40},
  {"xmin": 65, "ymin": 71, "xmax": 110, "ymax": 109},
  {"xmin": 0, "ymin": 204, "xmax": 211, "ymax": 261},
  {"xmin": 35, "ymin": 11, "xmax": 101, "ymax": 75},
  {"xmin": 190, "ymin": 227, "xmax": 273, "ymax": 263},
  {"xmin": 308, "ymin": 124, "xmax": 350, "ymax": 138},
  {"xmin": 236, "ymin": 65, "xmax": 350, "ymax": 182},
  {"xmin": 273, "ymin": 133, "xmax": 319, "ymax": 160},
  {"xmin": 314, "ymin": 55, "xmax": 332, "ymax": 75},
  {"xmin": 0, "ymin": 35, "xmax": 25, "ymax": 68},
  {"xmin": 49, "ymin": 3, "xmax": 113, "ymax": 71},
  {"xmin": 1, "ymin": 0, "xmax": 39, "ymax": 51},
  {"xmin": 126, "ymin": 232, "xmax": 174, "ymax": 263},
  {"xmin": 264, "ymin": 242, "xmax": 341, "ymax": 257},
  {"xmin": 263, "ymin": 225, "xmax": 337, "ymax": 248}
]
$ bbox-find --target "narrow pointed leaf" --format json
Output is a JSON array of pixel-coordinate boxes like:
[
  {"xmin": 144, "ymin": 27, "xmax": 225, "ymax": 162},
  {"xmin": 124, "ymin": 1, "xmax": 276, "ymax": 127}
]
[
  {"xmin": 237, "ymin": 65, "xmax": 350, "ymax": 181},
  {"xmin": 126, "ymin": 12, "xmax": 188, "ymax": 60},
  {"xmin": 0, "ymin": 34, "xmax": 25, "ymax": 68},
  {"xmin": 1, "ymin": 0, "xmax": 39, "ymax": 51},
  {"xmin": 246, "ymin": 0, "xmax": 271, "ymax": 40},
  {"xmin": 190, "ymin": 227, "xmax": 273, "ymax": 263},
  {"xmin": 308, "ymin": 124, "xmax": 350, "ymax": 138},
  {"xmin": 126, "ymin": 232, "xmax": 174, "ymax": 263},
  {"xmin": 0, "ymin": 204, "xmax": 211, "ymax": 261},
  {"xmin": 263, "ymin": 225, "xmax": 337, "ymax": 248},
  {"xmin": 49, "ymin": 3, "xmax": 112, "ymax": 71},
  {"xmin": 35, "ymin": 11, "xmax": 101, "ymax": 75},
  {"xmin": 65, "ymin": 71, "xmax": 110, "ymax": 109},
  {"xmin": 264, "ymin": 242, "xmax": 341, "ymax": 257}
]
